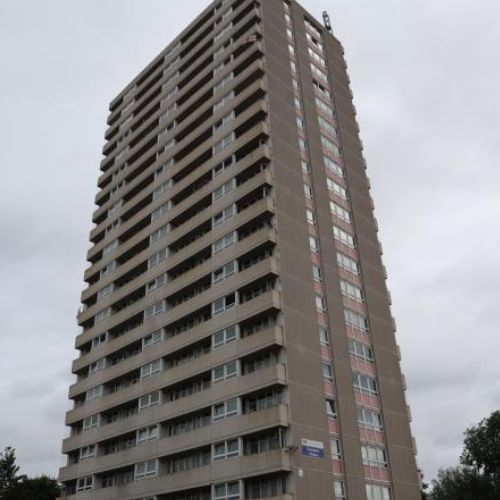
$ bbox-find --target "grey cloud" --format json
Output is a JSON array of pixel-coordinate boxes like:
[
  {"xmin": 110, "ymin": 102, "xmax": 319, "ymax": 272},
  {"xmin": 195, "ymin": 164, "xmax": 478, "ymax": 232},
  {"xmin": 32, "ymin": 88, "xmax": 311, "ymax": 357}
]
[{"xmin": 0, "ymin": 0, "xmax": 499, "ymax": 484}]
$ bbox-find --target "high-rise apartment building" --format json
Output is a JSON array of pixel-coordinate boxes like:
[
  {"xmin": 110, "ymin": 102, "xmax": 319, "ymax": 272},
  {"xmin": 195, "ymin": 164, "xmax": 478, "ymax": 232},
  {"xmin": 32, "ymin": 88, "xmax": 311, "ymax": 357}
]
[{"xmin": 59, "ymin": 1, "xmax": 420, "ymax": 498}]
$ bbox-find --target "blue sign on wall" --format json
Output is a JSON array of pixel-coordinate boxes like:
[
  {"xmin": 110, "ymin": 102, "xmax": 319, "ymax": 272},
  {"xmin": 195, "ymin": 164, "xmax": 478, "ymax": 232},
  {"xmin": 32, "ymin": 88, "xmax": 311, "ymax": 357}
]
[{"xmin": 301, "ymin": 438, "xmax": 325, "ymax": 458}]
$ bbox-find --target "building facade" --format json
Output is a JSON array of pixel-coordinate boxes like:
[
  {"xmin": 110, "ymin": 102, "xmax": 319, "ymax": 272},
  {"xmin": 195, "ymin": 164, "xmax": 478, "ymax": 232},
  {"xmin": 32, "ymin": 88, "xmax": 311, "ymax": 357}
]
[{"xmin": 59, "ymin": 1, "xmax": 420, "ymax": 499}]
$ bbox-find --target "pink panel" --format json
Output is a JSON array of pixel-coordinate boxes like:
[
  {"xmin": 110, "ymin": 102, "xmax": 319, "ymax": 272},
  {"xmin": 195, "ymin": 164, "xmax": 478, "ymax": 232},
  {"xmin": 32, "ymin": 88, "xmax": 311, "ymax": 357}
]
[
  {"xmin": 359, "ymin": 429, "xmax": 385, "ymax": 445},
  {"xmin": 310, "ymin": 253, "xmax": 321, "ymax": 265},
  {"xmin": 355, "ymin": 392, "xmax": 380, "ymax": 410},
  {"xmin": 308, "ymin": 226, "xmax": 319, "ymax": 237},
  {"xmin": 332, "ymin": 460, "xmax": 344, "ymax": 474},
  {"xmin": 364, "ymin": 466, "xmax": 391, "ymax": 482},
  {"xmin": 331, "ymin": 216, "xmax": 352, "ymax": 233},
  {"xmin": 313, "ymin": 282, "xmax": 323, "ymax": 294},
  {"xmin": 346, "ymin": 327, "xmax": 371, "ymax": 344},
  {"xmin": 328, "ymin": 419, "xmax": 340, "ymax": 434},
  {"xmin": 320, "ymin": 346, "xmax": 332, "ymax": 358},
  {"xmin": 351, "ymin": 358, "xmax": 376, "ymax": 376},
  {"xmin": 342, "ymin": 297, "xmax": 367, "ymax": 315},
  {"xmin": 305, "ymin": 198, "xmax": 314, "ymax": 210},
  {"xmin": 338, "ymin": 268, "xmax": 363, "ymax": 287},
  {"xmin": 316, "ymin": 312, "xmax": 328, "ymax": 324},
  {"xmin": 323, "ymin": 381, "xmax": 336, "ymax": 396}
]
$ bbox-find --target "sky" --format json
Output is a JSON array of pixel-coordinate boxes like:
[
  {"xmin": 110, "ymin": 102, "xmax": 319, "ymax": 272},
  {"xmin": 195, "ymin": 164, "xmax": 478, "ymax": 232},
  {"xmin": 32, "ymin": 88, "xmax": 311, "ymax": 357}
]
[{"xmin": 0, "ymin": 0, "xmax": 499, "ymax": 485}]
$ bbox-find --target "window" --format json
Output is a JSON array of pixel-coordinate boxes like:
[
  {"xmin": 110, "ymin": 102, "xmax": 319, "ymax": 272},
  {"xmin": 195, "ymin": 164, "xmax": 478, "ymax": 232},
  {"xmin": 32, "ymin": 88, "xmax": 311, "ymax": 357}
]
[
  {"xmin": 213, "ymin": 325, "xmax": 239, "ymax": 347},
  {"xmin": 153, "ymin": 180, "xmax": 171, "ymax": 200},
  {"xmin": 349, "ymin": 340, "xmax": 374, "ymax": 363},
  {"xmin": 213, "ymin": 360, "xmax": 238, "ymax": 382},
  {"xmin": 330, "ymin": 201, "xmax": 351, "ymax": 223},
  {"xmin": 309, "ymin": 236, "xmax": 320, "ymax": 253},
  {"xmin": 324, "ymin": 156, "xmax": 344, "ymax": 178},
  {"xmin": 334, "ymin": 480, "xmax": 346, "ymax": 500},
  {"xmin": 330, "ymin": 439, "xmax": 341, "ymax": 460},
  {"xmin": 303, "ymin": 184, "xmax": 314, "ymax": 199},
  {"xmin": 304, "ymin": 18, "xmax": 322, "ymax": 38},
  {"xmin": 315, "ymin": 295, "xmax": 326, "ymax": 312},
  {"xmin": 213, "ymin": 232, "xmax": 236, "ymax": 253},
  {"xmin": 97, "ymin": 284, "xmax": 114, "ymax": 300},
  {"xmin": 311, "ymin": 63, "xmax": 328, "ymax": 83},
  {"xmin": 102, "ymin": 239, "xmax": 118, "ymax": 256},
  {"xmin": 296, "ymin": 116, "xmax": 305, "ymax": 131},
  {"xmin": 214, "ymin": 111, "xmax": 235, "ymax": 132},
  {"xmin": 301, "ymin": 160, "xmax": 310, "ymax": 174},
  {"xmin": 147, "ymin": 273, "xmax": 168, "ymax": 293},
  {"xmin": 139, "ymin": 391, "xmax": 161, "ymax": 411},
  {"xmin": 353, "ymin": 373, "xmax": 378, "ymax": 396},
  {"xmin": 213, "ymin": 261, "xmax": 237, "ymax": 284},
  {"xmin": 287, "ymin": 27, "xmax": 293, "ymax": 40},
  {"xmin": 288, "ymin": 43, "xmax": 295, "ymax": 56},
  {"xmin": 143, "ymin": 329, "xmax": 163, "ymax": 350},
  {"xmin": 144, "ymin": 301, "xmax": 166, "ymax": 320},
  {"xmin": 315, "ymin": 96, "xmax": 334, "ymax": 117},
  {"xmin": 340, "ymin": 280, "xmax": 364, "ymax": 303},
  {"xmin": 85, "ymin": 385, "xmax": 103, "ymax": 402},
  {"xmin": 213, "ymin": 155, "xmax": 235, "ymax": 176},
  {"xmin": 318, "ymin": 116, "xmax": 337, "ymax": 137},
  {"xmin": 213, "ymin": 438, "xmax": 240, "ymax": 461},
  {"xmin": 92, "ymin": 332, "xmax": 107, "ymax": 348},
  {"xmin": 244, "ymin": 428, "xmax": 286, "ymax": 455},
  {"xmin": 140, "ymin": 360, "xmax": 162, "ymax": 379},
  {"xmin": 100, "ymin": 260, "xmax": 116, "ymax": 278},
  {"xmin": 137, "ymin": 425, "xmax": 159, "ymax": 444},
  {"xmin": 213, "ymin": 179, "xmax": 236, "ymax": 200},
  {"xmin": 150, "ymin": 224, "xmax": 169, "ymax": 244},
  {"xmin": 88, "ymin": 358, "xmax": 105, "ymax": 375},
  {"xmin": 308, "ymin": 47, "xmax": 326, "ymax": 68},
  {"xmin": 212, "ymin": 292, "xmax": 237, "ymax": 315},
  {"xmin": 366, "ymin": 483, "xmax": 391, "ymax": 500},
  {"xmin": 79, "ymin": 445, "xmax": 96, "ymax": 461},
  {"xmin": 337, "ymin": 252, "xmax": 360, "ymax": 275},
  {"xmin": 135, "ymin": 460, "xmax": 158, "ymax": 480},
  {"xmin": 361, "ymin": 445, "xmax": 388, "ymax": 468},
  {"xmin": 214, "ymin": 73, "xmax": 233, "ymax": 93},
  {"xmin": 290, "ymin": 60, "xmax": 297, "ymax": 74},
  {"xmin": 306, "ymin": 31, "xmax": 324, "ymax": 52},
  {"xmin": 326, "ymin": 178, "xmax": 347, "ymax": 199},
  {"xmin": 306, "ymin": 209, "xmax": 316, "ymax": 225},
  {"xmin": 213, "ymin": 397, "xmax": 239, "ymax": 422},
  {"xmin": 148, "ymin": 247, "xmax": 167, "ymax": 268},
  {"xmin": 358, "ymin": 407, "xmax": 384, "ymax": 431},
  {"xmin": 326, "ymin": 399, "xmax": 337, "ymax": 418},
  {"xmin": 321, "ymin": 135, "xmax": 341, "ymax": 156},
  {"xmin": 298, "ymin": 138, "xmax": 307, "ymax": 152},
  {"xmin": 344, "ymin": 308, "xmax": 369, "ymax": 332},
  {"xmin": 94, "ymin": 307, "xmax": 111, "ymax": 324},
  {"xmin": 82, "ymin": 414, "xmax": 99, "ymax": 431},
  {"xmin": 214, "ymin": 91, "xmax": 234, "ymax": 112},
  {"xmin": 151, "ymin": 203, "xmax": 168, "ymax": 222},
  {"xmin": 76, "ymin": 476, "xmax": 93, "ymax": 492},
  {"xmin": 319, "ymin": 327, "xmax": 329, "ymax": 346},
  {"xmin": 312, "ymin": 265, "xmax": 322, "ymax": 282},
  {"xmin": 333, "ymin": 226, "xmax": 355, "ymax": 248},
  {"xmin": 214, "ymin": 481, "xmax": 241, "ymax": 500},
  {"xmin": 322, "ymin": 361, "xmax": 334, "ymax": 381},
  {"xmin": 213, "ymin": 203, "xmax": 236, "ymax": 226}
]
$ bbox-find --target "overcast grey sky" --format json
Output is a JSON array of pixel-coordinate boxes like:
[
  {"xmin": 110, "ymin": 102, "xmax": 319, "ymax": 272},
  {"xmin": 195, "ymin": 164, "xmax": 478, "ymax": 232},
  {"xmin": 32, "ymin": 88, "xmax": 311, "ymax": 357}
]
[{"xmin": 0, "ymin": 0, "xmax": 499, "ymax": 484}]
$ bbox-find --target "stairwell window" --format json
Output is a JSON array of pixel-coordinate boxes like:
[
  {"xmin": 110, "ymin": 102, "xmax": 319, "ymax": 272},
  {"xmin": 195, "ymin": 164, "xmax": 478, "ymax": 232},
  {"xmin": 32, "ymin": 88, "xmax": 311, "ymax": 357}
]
[
  {"xmin": 322, "ymin": 361, "xmax": 334, "ymax": 381},
  {"xmin": 213, "ymin": 232, "xmax": 236, "ymax": 254},
  {"xmin": 330, "ymin": 439, "xmax": 342, "ymax": 460},
  {"xmin": 144, "ymin": 301, "xmax": 166, "ymax": 320},
  {"xmin": 361, "ymin": 445, "xmax": 388, "ymax": 468},
  {"xmin": 366, "ymin": 483, "xmax": 391, "ymax": 500},
  {"xmin": 214, "ymin": 481, "xmax": 241, "ymax": 500},
  {"xmin": 136, "ymin": 425, "xmax": 159, "ymax": 444},
  {"xmin": 82, "ymin": 414, "xmax": 100, "ymax": 431},
  {"xmin": 333, "ymin": 226, "xmax": 355, "ymax": 248},
  {"xmin": 213, "ymin": 360, "xmax": 239, "ymax": 382},
  {"xmin": 349, "ymin": 339, "xmax": 374, "ymax": 363},
  {"xmin": 330, "ymin": 201, "xmax": 351, "ymax": 223},
  {"xmin": 138, "ymin": 391, "xmax": 161, "ymax": 411},
  {"xmin": 353, "ymin": 373, "xmax": 378, "ymax": 396},
  {"xmin": 309, "ymin": 236, "xmax": 320, "ymax": 253},
  {"xmin": 340, "ymin": 280, "xmax": 364, "ymax": 303},
  {"xmin": 327, "ymin": 178, "xmax": 347, "ymax": 199},
  {"xmin": 344, "ymin": 309, "xmax": 369, "ymax": 332},
  {"xmin": 85, "ymin": 385, "xmax": 103, "ymax": 402},
  {"xmin": 140, "ymin": 360, "xmax": 162, "ymax": 379},
  {"xmin": 337, "ymin": 252, "xmax": 360, "ymax": 274},
  {"xmin": 213, "ymin": 204, "xmax": 236, "ymax": 226},
  {"xmin": 358, "ymin": 407, "xmax": 383, "ymax": 431},
  {"xmin": 213, "ymin": 398, "xmax": 239, "ymax": 422},
  {"xmin": 213, "ymin": 325, "xmax": 239, "ymax": 347},
  {"xmin": 134, "ymin": 460, "xmax": 158, "ymax": 480},
  {"xmin": 212, "ymin": 293, "xmax": 237, "ymax": 316},
  {"xmin": 324, "ymin": 156, "xmax": 344, "ymax": 178},
  {"xmin": 142, "ymin": 329, "xmax": 163, "ymax": 350},
  {"xmin": 334, "ymin": 480, "xmax": 346, "ymax": 500},
  {"xmin": 315, "ymin": 295, "xmax": 326, "ymax": 312},
  {"xmin": 213, "ymin": 438, "xmax": 240, "ymax": 461},
  {"xmin": 319, "ymin": 327, "xmax": 330, "ymax": 346}
]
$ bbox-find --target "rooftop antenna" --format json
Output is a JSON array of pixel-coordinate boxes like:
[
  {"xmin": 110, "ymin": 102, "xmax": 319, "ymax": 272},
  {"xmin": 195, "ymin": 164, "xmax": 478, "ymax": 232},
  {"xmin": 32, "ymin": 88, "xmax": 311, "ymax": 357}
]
[{"xmin": 322, "ymin": 11, "xmax": 332, "ymax": 33}]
